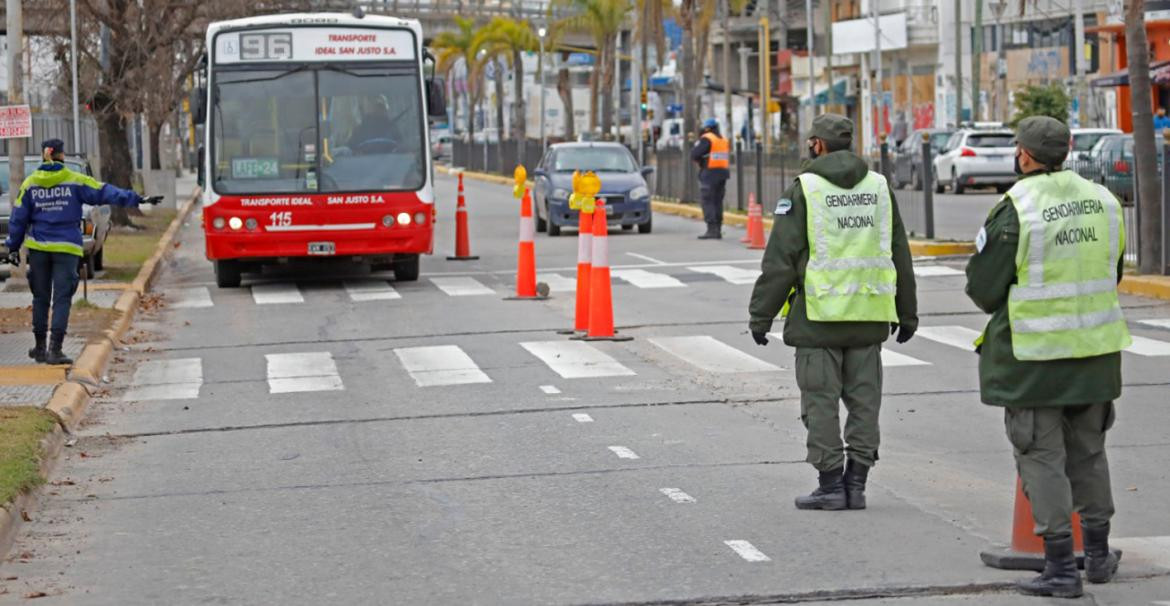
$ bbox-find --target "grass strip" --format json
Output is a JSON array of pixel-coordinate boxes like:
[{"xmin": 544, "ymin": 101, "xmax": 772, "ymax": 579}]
[
  {"xmin": 100, "ymin": 209, "xmax": 178, "ymax": 282},
  {"xmin": 0, "ymin": 407, "xmax": 58, "ymax": 508}
]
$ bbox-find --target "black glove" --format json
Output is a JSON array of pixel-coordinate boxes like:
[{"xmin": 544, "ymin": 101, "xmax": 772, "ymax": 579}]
[
  {"xmin": 141, "ymin": 195, "xmax": 164, "ymax": 206},
  {"xmin": 892, "ymin": 323, "xmax": 916, "ymax": 344},
  {"xmin": 751, "ymin": 331, "xmax": 769, "ymax": 346},
  {"xmin": 4, "ymin": 249, "xmax": 18, "ymax": 266}
]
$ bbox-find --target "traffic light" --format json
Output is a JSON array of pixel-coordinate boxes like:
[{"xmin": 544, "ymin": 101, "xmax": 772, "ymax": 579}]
[{"xmin": 640, "ymin": 90, "xmax": 648, "ymax": 112}]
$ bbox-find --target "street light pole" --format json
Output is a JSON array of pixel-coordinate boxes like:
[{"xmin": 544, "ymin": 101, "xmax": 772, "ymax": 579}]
[
  {"xmin": 538, "ymin": 27, "xmax": 547, "ymax": 152},
  {"xmin": 69, "ymin": 0, "xmax": 81, "ymax": 151}
]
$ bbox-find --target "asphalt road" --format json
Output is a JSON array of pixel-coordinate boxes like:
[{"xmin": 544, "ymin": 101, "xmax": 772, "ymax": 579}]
[
  {"xmin": 891, "ymin": 185, "xmax": 1000, "ymax": 242},
  {"xmin": 3, "ymin": 172, "xmax": 1170, "ymax": 605}
]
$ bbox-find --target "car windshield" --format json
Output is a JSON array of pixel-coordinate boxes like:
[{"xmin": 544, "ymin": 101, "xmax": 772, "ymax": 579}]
[
  {"xmin": 930, "ymin": 132, "xmax": 953, "ymax": 150},
  {"xmin": 1073, "ymin": 133, "xmax": 1113, "ymax": 152},
  {"xmin": 0, "ymin": 160, "xmax": 86, "ymax": 195},
  {"xmin": 967, "ymin": 133, "xmax": 1014, "ymax": 148},
  {"xmin": 211, "ymin": 65, "xmax": 425, "ymax": 195},
  {"xmin": 553, "ymin": 147, "xmax": 637, "ymax": 173}
]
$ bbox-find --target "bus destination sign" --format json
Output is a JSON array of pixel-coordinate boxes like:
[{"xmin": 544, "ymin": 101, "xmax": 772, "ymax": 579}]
[{"xmin": 215, "ymin": 27, "xmax": 416, "ymax": 63}]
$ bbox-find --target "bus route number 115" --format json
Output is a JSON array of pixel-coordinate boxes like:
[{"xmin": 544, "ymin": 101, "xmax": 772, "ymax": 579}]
[{"xmin": 269, "ymin": 212, "xmax": 293, "ymax": 228}]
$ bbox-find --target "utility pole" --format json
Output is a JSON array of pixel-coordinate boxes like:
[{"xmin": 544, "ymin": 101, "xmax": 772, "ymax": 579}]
[
  {"xmin": 991, "ymin": 0, "xmax": 1008, "ymax": 122},
  {"xmin": 70, "ymin": 0, "xmax": 81, "ymax": 151},
  {"xmin": 5, "ymin": 0, "xmax": 26, "ymax": 291},
  {"xmin": 538, "ymin": 27, "xmax": 547, "ymax": 152},
  {"xmin": 806, "ymin": 0, "xmax": 816, "ymax": 128},
  {"xmin": 873, "ymin": 0, "xmax": 883, "ymax": 150},
  {"xmin": 738, "ymin": 44, "xmax": 752, "ymax": 145},
  {"xmin": 825, "ymin": 0, "xmax": 835, "ymax": 110},
  {"xmin": 723, "ymin": 0, "xmax": 732, "ymax": 139},
  {"xmin": 972, "ymin": 0, "xmax": 983, "ymax": 122},
  {"xmin": 759, "ymin": 16, "xmax": 771, "ymax": 151},
  {"xmin": 1073, "ymin": 0, "xmax": 1087, "ymax": 127},
  {"xmin": 614, "ymin": 29, "xmax": 622, "ymax": 141},
  {"xmin": 955, "ymin": 0, "xmax": 963, "ymax": 125}
]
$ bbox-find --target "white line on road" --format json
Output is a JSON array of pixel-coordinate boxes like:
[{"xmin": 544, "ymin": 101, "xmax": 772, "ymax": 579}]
[
  {"xmin": 1139, "ymin": 319, "xmax": 1170, "ymax": 330},
  {"xmin": 540, "ymin": 384, "xmax": 562, "ymax": 394},
  {"xmin": 266, "ymin": 352, "xmax": 344, "ymax": 394},
  {"xmin": 394, "ymin": 345, "xmax": 493, "ymax": 386},
  {"xmin": 724, "ymin": 540, "xmax": 771, "ymax": 562},
  {"xmin": 880, "ymin": 349, "xmax": 932, "ymax": 367},
  {"xmin": 649, "ymin": 335, "xmax": 781, "ymax": 373},
  {"xmin": 916, "ymin": 326, "xmax": 983, "ymax": 352},
  {"xmin": 520, "ymin": 341, "xmax": 636, "ymax": 379},
  {"xmin": 344, "ymin": 280, "xmax": 402, "ymax": 301},
  {"xmin": 913, "ymin": 265, "xmax": 964, "ymax": 277},
  {"xmin": 1125, "ymin": 335, "xmax": 1170, "ymax": 357},
  {"xmin": 659, "ymin": 488, "xmax": 696, "ymax": 503},
  {"xmin": 1111, "ymin": 536, "xmax": 1170, "ymax": 569},
  {"xmin": 572, "ymin": 413, "xmax": 594, "ymax": 423},
  {"xmin": 251, "ymin": 283, "xmax": 305, "ymax": 305},
  {"xmin": 537, "ymin": 273, "xmax": 578, "ymax": 293},
  {"xmin": 626, "ymin": 252, "xmax": 667, "ymax": 265},
  {"xmin": 429, "ymin": 276, "xmax": 495, "ymax": 296},
  {"xmin": 608, "ymin": 446, "xmax": 640, "ymax": 459},
  {"xmin": 123, "ymin": 358, "xmax": 203, "ymax": 401},
  {"xmin": 686, "ymin": 265, "xmax": 762, "ymax": 285},
  {"xmin": 167, "ymin": 287, "xmax": 214, "ymax": 309},
  {"xmin": 420, "ymin": 258, "xmax": 762, "ymax": 277},
  {"xmin": 611, "ymin": 268, "xmax": 686, "ymax": 289}
]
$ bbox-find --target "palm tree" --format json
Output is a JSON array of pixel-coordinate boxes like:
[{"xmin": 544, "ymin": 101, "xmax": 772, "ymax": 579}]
[
  {"xmin": 471, "ymin": 17, "xmax": 540, "ymax": 162},
  {"xmin": 551, "ymin": 0, "xmax": 630, "ymax": 137},
  {"xmin": 675, "ymin": 0, "xmax": 748, "ymax": 139},
  {"xmin": 432, "ymin": 17, "xmax": 480, "ymax": 142}
]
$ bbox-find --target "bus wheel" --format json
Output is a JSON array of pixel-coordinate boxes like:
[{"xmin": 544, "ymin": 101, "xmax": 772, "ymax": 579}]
[
  {"xmin": 394, "ymin": 254, "xmax": 420, "ymax": 282},
  {"xmin": 215, "ymin": 260, "xmax": 242, "ymax": 288}
]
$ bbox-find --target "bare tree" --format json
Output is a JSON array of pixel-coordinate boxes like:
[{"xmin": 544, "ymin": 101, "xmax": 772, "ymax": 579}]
[
  {"xmin": 1126, "ymin": 0, "xmax": 1163, "ymax": 273},
  {"xmin": 556, "ymin": 51, "xmax": 576, "ymax": 141}
]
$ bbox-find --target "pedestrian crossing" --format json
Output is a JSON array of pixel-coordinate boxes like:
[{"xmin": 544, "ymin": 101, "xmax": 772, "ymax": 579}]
[{"xmin": 121, "ymin": 321, "xmax": 1170, "ymax": 400}]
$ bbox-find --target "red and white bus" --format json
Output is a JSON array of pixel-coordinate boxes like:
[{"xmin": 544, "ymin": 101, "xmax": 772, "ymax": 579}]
[{"xmin": 197, "ymin": 13, "xmax": 445, "ymax": 287}]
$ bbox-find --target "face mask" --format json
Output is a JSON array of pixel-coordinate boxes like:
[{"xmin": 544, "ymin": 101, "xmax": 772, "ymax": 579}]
[
  {"xmin": 1013, "ymin": 152, "xmax": 1023, "ymax": 176},
  {"xmin": 808, "ymin": 145, "xmax": 819, "ymax": 159}
]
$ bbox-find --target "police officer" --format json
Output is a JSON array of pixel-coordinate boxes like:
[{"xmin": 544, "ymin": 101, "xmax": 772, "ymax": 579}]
[
  {"xmin": 748, "ymin": 114, "xmax": 918, "ymax": 511},
  {"xmin": 3, "ymin": 139, "xmax": 160, "ymax": 365},
  {"xmin": 690, "ymin": 118, "xmax": 730, "ymax": 239},
  {"xmin": 965, "ymin": 116, "xmax": 1127, "ymax": 599}
]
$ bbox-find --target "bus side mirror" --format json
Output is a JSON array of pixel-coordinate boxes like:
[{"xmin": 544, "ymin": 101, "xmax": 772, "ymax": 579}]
[
  {"xmin": 426, "ymin": 78, "xmax": 447, "ymax": 118},
  {"xmin": 191, "ymin": 87, "xmax": 207, "ymax": 125}
]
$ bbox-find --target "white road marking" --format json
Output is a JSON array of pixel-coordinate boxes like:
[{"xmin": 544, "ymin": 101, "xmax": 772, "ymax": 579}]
[
  {"xmin": 429, "ymin": 276, "xmax": 495, "ymax": 296},
  {"xmin": 686, "ymin": 265, "xmax": 762, "ymax": 285},
  {"xmin": 123, "ymin": 358, "xmax": 203, "ymax": 401},
  {"xmin": 880, "ymin": 349, "xmax": 932, "ymax": 367},
  {"xmin": 649, "ymin": 335, "xmax": 781, "ymax": 373},
  {"xmin": 572, "ymin": 413, "xmax": 594, "ymax": 423},
  {"xmin": 520, "ymin": 341, "xmax": 636, "ymax": 379},
  {"xmin": 251, "ymin": 283, "xmax": 305, "ymax": 305},
  {"xmin": 266, "ymin": 352, "xmax": 344, "ymax": 394},
  {"xmin": 916, "ymin": 326, "xmax": 983, "ymax": 352},
  {"xmin": 626, "ymin": 252, "xmax": 667, "ymax": 265},
  {"xmin": 611, "ymin": 268, "xmax": 686, "ymax": 289},
  {"xmin": 1111, "ymin": 536, "xmax": 1170, "ymax": 568},
  {"xmin": 394, "ymin": 345, "xmax": 492, "ymax": 386},
  {"xmin": 540, "ymin": 384, "xmax": 562, "ymax": 394},
  {"xmin": 659, "ymin": 488, "xmax": 696, "ymax": 503},
  {"xmin": 913, "ymin": 265, "xmax": 964, "ymax": 277},
  {"xmin": 608, "ymin": 445, "xmax": 640, "ymax": 459},
  {"xmin": 167, "ymin": 287, "xmax": 214, "ymax": 309},
  {"xmin": 344, "ymin": 280, "xmax": 401, "ymax": 301},
  {"xmin": 1139, "ymin": 319, "xmax": 1170, "ymax": 330},
  {"xmin": 724, "ymin": 540, "xmax": 771, "ymax": 562},
  {"xmin": 536, "ymin": 273, "xmax": 578, "ymax": 293},
  {"xmin": 1125, "ymin": 335, "xmax": 1170, "ymax": 357}
]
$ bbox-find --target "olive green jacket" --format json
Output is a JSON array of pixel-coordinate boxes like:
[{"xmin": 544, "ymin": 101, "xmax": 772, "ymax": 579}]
[
  {"xmin": 964, "ymin": 171, "xmax": 1124, "ymax": 408},
  {"xmin": 748, "ymin": 151, "xmax": 918, "ymax": 348}
]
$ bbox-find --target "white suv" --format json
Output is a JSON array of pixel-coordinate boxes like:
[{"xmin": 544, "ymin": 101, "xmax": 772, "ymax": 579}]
[{"xmin": 933, "ymin": 129, "xmax": 1016, "ymax": 194}]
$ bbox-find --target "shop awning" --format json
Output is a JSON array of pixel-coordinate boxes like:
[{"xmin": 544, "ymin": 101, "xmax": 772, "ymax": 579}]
[{"xmin": 1092, "ymin": 60, "xmax": 1170, "ymax": 87}]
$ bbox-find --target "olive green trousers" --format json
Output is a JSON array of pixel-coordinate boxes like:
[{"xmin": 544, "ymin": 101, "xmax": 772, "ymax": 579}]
[
  {"xmin": 794, "ymin": 345, "xmax": 882, "ymax": 472},
  {"xmin": 1004, "ymin": 403, "xmax": 1116, "ymax": 538}
]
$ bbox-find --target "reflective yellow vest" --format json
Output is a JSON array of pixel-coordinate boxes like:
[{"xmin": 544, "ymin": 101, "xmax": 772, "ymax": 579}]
[
  {"xmin": 1005, "ymin": 172, "xmax": 1131, "ymax": 361},
  {"xmin": 799, "ymin": 171, "xmax": 898, "ymax": 322}
]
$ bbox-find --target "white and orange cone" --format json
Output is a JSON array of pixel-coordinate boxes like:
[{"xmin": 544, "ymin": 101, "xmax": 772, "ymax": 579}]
[
  {"xmin": 746, "ymin": 195, "xmax": 766, "ymax": 250},
  {"xmin": 576, "ymin": 201, "xmax": 631, "ymax": 341},
  {"xmin": 447, "ymin": 171, "xmax": 479, "ymax": 261}
]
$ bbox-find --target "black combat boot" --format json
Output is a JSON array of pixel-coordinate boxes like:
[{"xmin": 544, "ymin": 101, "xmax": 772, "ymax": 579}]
[
  {"xmin": 1083, "ymin": 522, "xmax": 1121, "ymax": 584},
  {"xmin": 794, "ymin": 467, "xmax": 847, "ymax": 510},
  {"xmin": 844, "ymin": 459, "xmax": 870, "ymax": 510},
  {"xmin": 27, "ymin": 333, "xmax": 47, "ymax": 363},
  {"xmin": 45, "ymin": 333, "xmax": 73, "ymax": 366},
  {"xmin": 697, "ymin": 226, "xmax": 722, "ymax": 240},
  {"xmin": 1017, "ymin": 534, "xmax": 1084, "ymax": 598}
]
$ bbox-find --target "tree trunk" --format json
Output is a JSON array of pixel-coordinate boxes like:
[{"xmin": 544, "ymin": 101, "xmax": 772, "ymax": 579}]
[
  {"xmin": 600, "ymin": 36, "xmax": 615, "ymax": 139},
  {"xmin": 148, "ymin": 119, "xmax": 163, "ymax": 170},
  {"xmin": 512, "ymin": 49, "xmax": 527, "ymax": 166},
  {"xmin": 557, "ymin": 58, "xmax": 576, "ymax": 141},
  {"xmin": 494, "ymin": 58, "xmax": 506, "ymax": 169},
  {"xmin": 588, "ymin": 62, "xmax": 599, "ymax": 134},
  {"xmin": 681, "ymin": 17, "xmax": 698, "ymax": 140},
  {"xmin": 96, "ymin": 107, "xmax": 139, "ymax": 228},
  {"xmin": 1127, "ymin": 0, "xmax": 1163, "ymax": 274}
]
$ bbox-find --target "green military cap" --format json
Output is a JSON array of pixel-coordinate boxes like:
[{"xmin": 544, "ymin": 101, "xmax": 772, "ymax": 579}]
[
  {"xmin": 1016, "ymin": 116, "xmax": 1070, "ymax": 166},
  {"xmin": 810, "ymin": 113, "xmax": 854, "ymax": 150}
]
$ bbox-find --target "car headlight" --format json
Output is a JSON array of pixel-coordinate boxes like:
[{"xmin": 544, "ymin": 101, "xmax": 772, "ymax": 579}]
[
  {"xmin": 629, "ymin": 186, "xmax": 649, "ymax": 200},
  {"xmin": 551, "ymin": 188, "xmax": 571, "ymax": 200}
]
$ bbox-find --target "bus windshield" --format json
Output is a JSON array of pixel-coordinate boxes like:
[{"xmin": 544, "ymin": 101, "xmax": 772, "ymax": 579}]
[{"xmin": 212, "ymin": 65, "xmax": 425, "ymax": 195}]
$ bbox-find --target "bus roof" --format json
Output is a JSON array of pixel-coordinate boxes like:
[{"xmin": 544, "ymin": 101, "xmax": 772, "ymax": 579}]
[{"xmin": 207, "ymin": 12, "xmax": 422, "ymax": 37}]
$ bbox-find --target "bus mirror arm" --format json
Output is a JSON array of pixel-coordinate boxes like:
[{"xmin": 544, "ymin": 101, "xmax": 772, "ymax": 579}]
[
  {"xmin": 426, "ymin": 77, "xmax": 447, "ymax": 119},
  {"xmin": 191, "ymin": 86, "xmax": 208, "ymax": 125}
]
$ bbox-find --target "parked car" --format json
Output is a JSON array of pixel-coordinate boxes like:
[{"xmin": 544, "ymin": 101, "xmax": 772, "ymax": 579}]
[
  {"xmin": 532, "ymin": 142, "xmax": 654, "ymax": 236},
  {"xmin": 1068, "ymin": 128, "xmax": 1123, "ymax": 164},
  {"xmin": 892, "ymin": 128, "xmax": 954, "ymax": 189},
  {"xmin": 933, "ymin": 129, "xmax": 1016, "ymax": 194},
  {"xmin": 1082, "ymin": 134, "xmax": 1164, "ymax": 203},
  {"xmin": 431, "ymin": 133, "xmax": 452, "ymax": 160},
  {"xmin": 0, "ymin": 156, "xmax": 109, "ymax": 278},
  {"xmin": 471, "ymin": 127, "xmax": 499, "ymax": 145}
]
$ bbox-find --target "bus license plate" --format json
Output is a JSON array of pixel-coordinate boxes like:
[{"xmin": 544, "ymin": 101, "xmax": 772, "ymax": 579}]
[{"xmin": 308, "ymin": 242, "xmax": 335, "ymax": 256}]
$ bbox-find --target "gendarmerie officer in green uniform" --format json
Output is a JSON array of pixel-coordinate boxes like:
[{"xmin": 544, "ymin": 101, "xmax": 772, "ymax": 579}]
[
  {"xmin": 749, "ymin": 114, "xmax": 918, "ymax": 511},
  {"xmin": 965, "ymin": 116, "xmax": 1129, "ymax": 599}
]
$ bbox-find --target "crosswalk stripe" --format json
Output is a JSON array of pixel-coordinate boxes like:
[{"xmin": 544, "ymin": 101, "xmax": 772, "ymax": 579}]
[
  {"xmin": 724, "ymin": 540, "xmax": 771, "ymax": 562},
  {"xmin": 916, "ymin": 326, "xmax": 982, "ymax": 352},
  {"xmin": 251, "ymin": 283, "xmax": 304, "ymax": 305},
  {"xmin": 123, "ymin": 358, "xmax": 202, "ymax": 401},
  {"xmin": 1125, "ymin": 335, "xmax": 1170, "ymax": 357},
  {"xmin": 608, "ymin": 446, "xmax": 640, "ymax": 459},
  {"xmin": 881, "ymin": 349, "xmax": 932, "ymax": 367},
  {"xmin": 266, "ymin": 352, "xmax": 344, "ymax": 394},
  {"xmin": 611, "ymin": 269, "xmax": 685, "ymax": 288},
  {"xmin": 520, "ymin": 341, "xmax": 636, "ymax": 379},
  {"xmin": 914, "ymin": 265, "xmax": 964, "ymax": 277},
  {"xmin": 537, "ymin": 273, "xmax": 578, "ymax": 293},
  {"xmin": 660, "ymin": 488, "xmax": 696, "ymax": 503},
  {"xmin": 168, "ymin": 287, "xmax": 214, "ymax": 309},
  {"xmin": 686, "ymin": 265, "xmax": 761, "ymax": 285},
  {"xmin": 572, "ymin": 413, "xmax": 594, "ymax": 423},
  {"xmin": 429, "ymin": 276, "xmax": 495, "ymax": 296},
  {"xmin": 344, "ymin": 280, "xmax": 401, "ymax": 301},
  {"xmin": 393, "ymin": 345, "xmax": 492, "ymax": 386},
  {"xmin": 1139, "ymin": 319, "xmax": 1170, "ymax": 330},
  {"xmin": 649, "ymin": 335, "xmax": 781, "ymax": 373}
]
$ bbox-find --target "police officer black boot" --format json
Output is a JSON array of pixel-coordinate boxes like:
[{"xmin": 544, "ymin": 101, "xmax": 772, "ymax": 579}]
[
  {"xmin": 697, "ymin": 225, "xmax": 722, "ymax": 240},
  {"xmin": 45, "ymin": 333, "xmax": 73, "ymax": 366},
  {"xmin": 1083, "ymin": 522, "xmax": 1121, "ymax": 584},
  {"xmin": 27, "ymin": 333, "xmax": 47, "ymax": 363},
  {"xmin": 1016, "ymin": 535, "xmax": 1084, "ymax": 598},
  {"xmin": 844, "ymin": 459, "xmax": 870, "ymax": 510},
  {"xmin": 794, "ymin": 467, "xmax": 847, "ymax": 510}
]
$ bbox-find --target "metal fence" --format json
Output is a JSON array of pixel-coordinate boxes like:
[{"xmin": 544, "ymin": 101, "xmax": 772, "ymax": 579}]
[
  {"xmin": 0, "ymin": 113, "xmax": 101, "ymax": 159},
  {"xmin": 452, "ymin": 139, "xmax": 543, "ymax": 176},
  {"xmin": 653, "ymin": 144, "xmax": 802, "ymax": 214}
]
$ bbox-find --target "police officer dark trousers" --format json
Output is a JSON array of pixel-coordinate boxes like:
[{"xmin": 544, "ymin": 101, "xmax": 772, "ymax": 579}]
[
  {"xmin": 690, "ymin": 119, "xmax": 730, "ymax": 239},
  {"xmin": 748, "ymin": 114, "xmax": 918, "ymax": 511},
  {"xmin": 4, "ymin": 139, "xmax": 158, "ymax": 365},
  {"xmin": 966, "ymin": 117, "xmax": 1127, "ymax": 599}
]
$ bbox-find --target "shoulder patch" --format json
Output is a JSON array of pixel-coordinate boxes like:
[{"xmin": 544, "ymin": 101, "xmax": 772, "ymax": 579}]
[
  {"xmin": 774, "ymin": 198, "xmax": 793, "ymax": 215},
  {"xmin": 975, "ymin": 227, "xmax": 988, "ymax": 253}
]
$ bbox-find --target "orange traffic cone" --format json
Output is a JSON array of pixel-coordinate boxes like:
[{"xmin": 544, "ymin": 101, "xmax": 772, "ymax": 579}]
[
  {"xmin": 740, "ymin": 192, "xmax": 756, "ymax": 243},
  {"xmin": 575, "ymin": 201, "xmax": 632, "ymax": 342},
  {"xmin": 746, "ymin": 195, "xmax": 766, "ymax": 250},
  {"xmin": 447, "ymin": 172, "xmax": 479, "ymax": 261},
  {"xmin": 572, "ymin": 208, "xmax": 593, "ymax": 332},
  {"xmin": 980, "ymin": 476, "xmax": 1102, "ymax": 571},
  {"xmin": 506, "ymin": 188, "xmax": 547, "ymax": 300}
]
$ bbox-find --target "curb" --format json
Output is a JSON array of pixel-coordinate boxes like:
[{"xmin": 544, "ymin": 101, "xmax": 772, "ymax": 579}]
[
  {"xmin": 1120, "ymin": 274, "xmax": 1170, "ymax": 301},
  {"xmin": 0, "ymin": 426, "xmax": 65, "ymax": 560}
]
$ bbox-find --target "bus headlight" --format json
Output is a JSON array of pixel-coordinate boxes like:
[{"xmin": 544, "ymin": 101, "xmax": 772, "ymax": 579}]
[
  {"xmin": 382, "ymin": 214, "xmax": 395, "ymax": 227},
  {"xmin": 414, "ymin": 212, "xmax": 427, "ymax": 225},
  {"xmin": 213, "ymin": 217, "xmax": 226, "ymax": 230},
  {"xmin": 245, "ymin": 218, "xmax": 258, "ymax": 231},
  {"xmin": 228, "ymin": 217, "xmax": 243, "ymax": 230},
  {"xmin": 397, "ymin": 212, "xmax": 411, "ymax": 226}
]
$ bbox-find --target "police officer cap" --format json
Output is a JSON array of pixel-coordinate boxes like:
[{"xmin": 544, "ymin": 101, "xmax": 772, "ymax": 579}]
[
  {"xmin": 1016, "ymin": 116, "xmax": 1070, "ymax": 166},
  {"xmin": 810, "ymin": 114, "xmax": 853, "ymax": 151},
  {"xmin": 41, "ymin": 138, "xmax": 65, "ymax": 155}
]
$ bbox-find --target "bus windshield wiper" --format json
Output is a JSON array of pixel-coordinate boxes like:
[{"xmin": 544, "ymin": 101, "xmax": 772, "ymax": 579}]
[
  {"xmin": 216, "ymin": 65, "xmax": 311, "ymax": 87},
  {"xmin": 319, "ymin": 65, "xmax": 397, "ymax": 78}
]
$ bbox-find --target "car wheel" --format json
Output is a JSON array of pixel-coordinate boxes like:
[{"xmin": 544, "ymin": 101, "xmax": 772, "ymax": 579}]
[
  {"xmin": 214, "ymin": 260, "xmax": 242, "ymax": 288},
  {"xmin": 393, "ymin": 254, "xmax": 420, "ymax": 282},
  {"xmin": 953, "ymin": 171, "xmax": 965, "ymax": 195},
  {"xmin": 638, "ymin": 216, "xmax": 652, "ymax": 234},
  {"xmin": 996, "ymin": 184, "xmax": 1010, "ymax": 194},
  {"xmin": 548, "ymin": 219, "xmax": 561, "ymax": 237},
  {"xmin": 934, "ymin": 178, "xmax": 945, "ymax": 194},
  {"xmin": 93, "ymin": 247, "xmax": 104, "ymax": 271},
  {"xmin": 535, "ymin": 201, "xmax": 548, "ymax": 233},
  {"xmin": 912, "ymin": 167, "xmax": 921, "ymax": 190}
]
